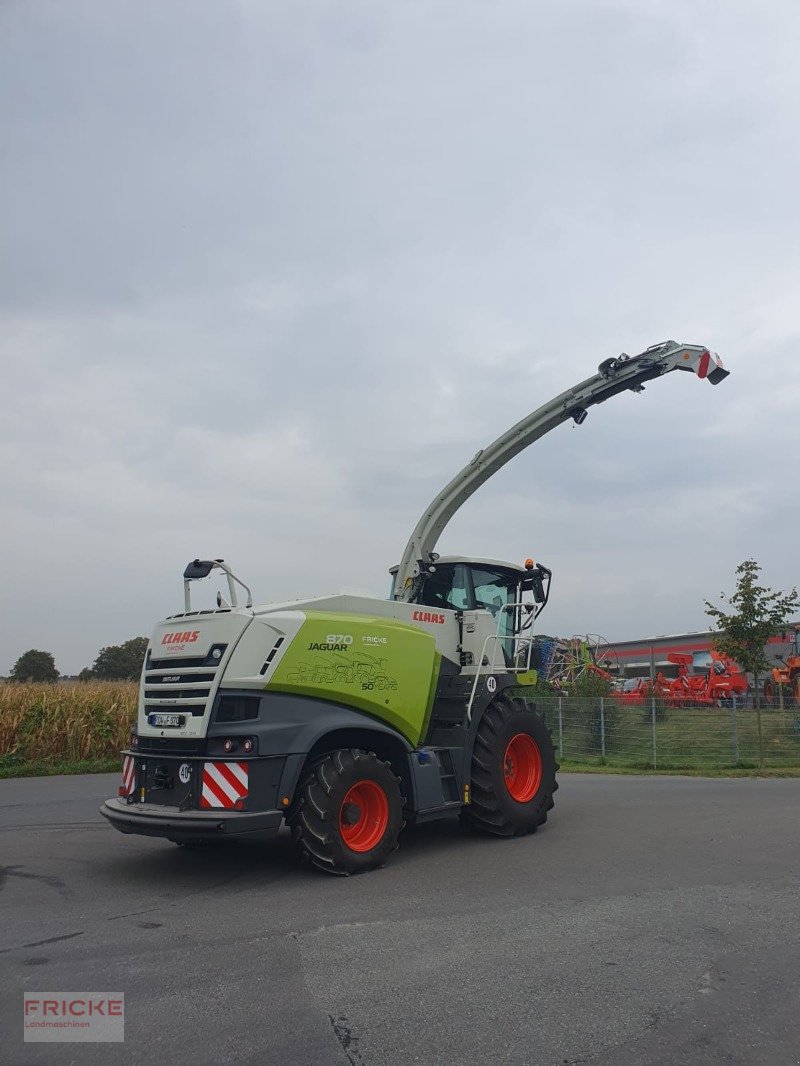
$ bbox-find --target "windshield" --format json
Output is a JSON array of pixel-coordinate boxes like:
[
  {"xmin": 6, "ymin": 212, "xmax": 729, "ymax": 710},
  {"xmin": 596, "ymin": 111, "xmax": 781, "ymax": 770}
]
[{"xmin": 419, "ymin": 564, "xmax": 470, "ymax": 611}]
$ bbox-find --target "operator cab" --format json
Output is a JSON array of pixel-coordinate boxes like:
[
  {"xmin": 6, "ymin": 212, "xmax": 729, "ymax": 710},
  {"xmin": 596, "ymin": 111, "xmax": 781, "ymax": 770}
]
[
  {"xmin": 390, "ymin": 556, "xmax": 551, "ymax": 664},
  {"xmin": 420, "ymin": 559, "xmax": 523, "ymax": 664},
  {"xmin": 416, "ymin": 558, "xmax": 523, "ymax": 615}
]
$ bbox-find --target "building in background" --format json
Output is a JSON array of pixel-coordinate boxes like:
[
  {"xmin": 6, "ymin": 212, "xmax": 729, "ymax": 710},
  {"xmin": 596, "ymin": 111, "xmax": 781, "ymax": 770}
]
[{"xmin": 605, "ymin": 625, "xmax": 800, "ymax": 680}]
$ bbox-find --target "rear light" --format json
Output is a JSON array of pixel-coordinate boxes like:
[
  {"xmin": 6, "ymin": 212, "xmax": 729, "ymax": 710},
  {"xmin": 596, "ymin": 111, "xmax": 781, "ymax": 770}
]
[{"xmin": 210, "ymin": 735, "xmax": 256, "ymax": 756}]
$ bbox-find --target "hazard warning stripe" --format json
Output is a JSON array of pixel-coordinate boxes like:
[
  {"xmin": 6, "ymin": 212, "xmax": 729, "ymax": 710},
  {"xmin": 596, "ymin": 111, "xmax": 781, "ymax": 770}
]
[
  {"xmin": 215, "ymin": 760, "xmax": 249, "ymax": 794},
  {"xmin": 223, "ymin": 761, "xmax": 249, "ymax": 795},
  {"xmin": 121, "ymin": 755, "xmax": 136, "ymax": 796},
  {"xmin": 200, "ymin": 761, "xmax": 249, "ymax": 809},
  {"xmin": 225, "ymin": 761, "xmax": 248, "ymax": 789},
  {"xmin": 202, "ymin": 775, "xmax": 230, "ymax": 808},
  {"xmin": 206, "ymin": 762, "xmax": 240, "ymax": 801}
]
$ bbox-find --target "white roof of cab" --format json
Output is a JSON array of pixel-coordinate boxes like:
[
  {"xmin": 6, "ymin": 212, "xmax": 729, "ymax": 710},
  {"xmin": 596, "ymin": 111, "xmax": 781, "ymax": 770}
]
[{"xmin": 390, "ymin": 557, "xmax": 528, "ymax": 575}]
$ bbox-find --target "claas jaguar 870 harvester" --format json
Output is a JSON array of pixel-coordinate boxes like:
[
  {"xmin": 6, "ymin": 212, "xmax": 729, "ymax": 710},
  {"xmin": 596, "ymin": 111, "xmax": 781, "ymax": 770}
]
[{"xmin": 101, "ymin": 342, "xmax": 729, "ymax": 874}]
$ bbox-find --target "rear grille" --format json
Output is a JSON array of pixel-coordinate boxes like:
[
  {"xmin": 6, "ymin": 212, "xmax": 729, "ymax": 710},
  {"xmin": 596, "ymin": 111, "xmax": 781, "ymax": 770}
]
[
  {"xmin": 145, "ymin": 671, "xmax": 215, "ymax": 685},
  {"xmin": 136, "ymin": 736, "xmax": 206, "ymax": 755},
  {"xmin": 144, "ymin": 688, "xmax": 212, "ymax": 701},
  {"xmin": 144, "ymin": 653, "xmax": 227, "ymax": 720},
  {"xmin": 144, "ymin": 670, "xmax": 214, "ymax": 705}
]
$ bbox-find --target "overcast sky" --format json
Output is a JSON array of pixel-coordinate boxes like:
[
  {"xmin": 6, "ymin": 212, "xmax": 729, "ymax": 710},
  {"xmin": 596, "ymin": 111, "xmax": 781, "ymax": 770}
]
[{"xmin": 2, "ymin": 0, "xmax": 799, "ymax": 674}]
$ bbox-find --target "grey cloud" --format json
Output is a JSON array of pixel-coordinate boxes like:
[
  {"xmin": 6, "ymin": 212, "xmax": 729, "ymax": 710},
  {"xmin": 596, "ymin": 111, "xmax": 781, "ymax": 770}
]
[{"xmin": 1, "ymin": 0, "xmax": 799, "ymax": 672}]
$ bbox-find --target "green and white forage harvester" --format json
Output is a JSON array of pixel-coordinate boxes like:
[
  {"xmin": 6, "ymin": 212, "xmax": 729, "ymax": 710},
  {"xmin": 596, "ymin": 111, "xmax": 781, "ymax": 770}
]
[{"xmin": 102, "ymin": 342, "xmax": 729, "ymax": 874}]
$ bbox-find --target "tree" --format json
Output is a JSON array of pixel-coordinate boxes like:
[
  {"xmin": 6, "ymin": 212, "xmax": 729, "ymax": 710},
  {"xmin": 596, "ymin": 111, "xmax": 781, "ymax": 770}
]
[
  {"xmin": 570, "ymin": 671, "xmax": 614, "ymax": 698},
  {"xmin": 91, "ymin": 637, "xmax": 149, "ymax": 681},
  {"xmin": 10, "ymin": 649, "xmax": 59, "ymax": 682},
  {"xmin": 705, "ymin": 559, "xmax": 799, "ymax": 767},
  {"xmin": 78, "ymin": 667, "xmax": 95, "ymax": 682}
]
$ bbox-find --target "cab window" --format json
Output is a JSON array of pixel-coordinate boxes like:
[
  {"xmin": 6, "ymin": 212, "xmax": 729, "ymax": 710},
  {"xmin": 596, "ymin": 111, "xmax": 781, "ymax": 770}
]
[
  {"xmin": 470, "ymin": 567, "xmax": 518, "ymax": 617},
  {"xmin": 419, "ymin": 564, "xmax": 470, "ymax": 611}
]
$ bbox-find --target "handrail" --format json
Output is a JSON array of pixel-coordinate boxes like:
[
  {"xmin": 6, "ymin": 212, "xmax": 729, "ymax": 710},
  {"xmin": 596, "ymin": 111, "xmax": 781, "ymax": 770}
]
[{"xmin": 466, "ymin": 602, "xmax": 536, "ymax": 720}]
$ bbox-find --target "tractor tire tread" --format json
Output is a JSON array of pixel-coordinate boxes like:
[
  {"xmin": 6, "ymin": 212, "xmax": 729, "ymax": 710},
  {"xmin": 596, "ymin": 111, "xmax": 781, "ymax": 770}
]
[
  {"xmin": 289, "ymin": 748, "xmax": 405, "ymax": 876},
  {"xmin": 465, "ymin": 695, "xmax": 558, "ymax": 838}
]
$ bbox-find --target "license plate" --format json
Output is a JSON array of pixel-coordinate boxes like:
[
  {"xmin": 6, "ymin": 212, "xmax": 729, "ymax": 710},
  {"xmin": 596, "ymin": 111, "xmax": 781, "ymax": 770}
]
[{"xmin": 148, "ymin": 712, "xmax": 185, "ymax": 728}]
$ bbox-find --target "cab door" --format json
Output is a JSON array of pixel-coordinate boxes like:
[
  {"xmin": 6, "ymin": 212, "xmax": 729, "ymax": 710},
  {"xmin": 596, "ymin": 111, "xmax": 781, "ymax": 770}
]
[{"xmin": 465, "ymin": 565, "xmax": 520, "ymax": 666}]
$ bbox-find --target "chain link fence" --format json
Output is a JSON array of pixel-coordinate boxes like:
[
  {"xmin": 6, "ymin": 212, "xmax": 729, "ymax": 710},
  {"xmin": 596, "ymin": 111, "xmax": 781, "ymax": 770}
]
[{"xmin": 518, "ymin": 694, "xmax": 800, "ymax": 769}]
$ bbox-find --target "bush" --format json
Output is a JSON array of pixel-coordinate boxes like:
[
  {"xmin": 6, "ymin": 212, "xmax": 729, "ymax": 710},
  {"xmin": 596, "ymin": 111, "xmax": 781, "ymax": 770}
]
[{"xmin": 580, "ymin": 698, "xmax": 620, "ymax": 756}]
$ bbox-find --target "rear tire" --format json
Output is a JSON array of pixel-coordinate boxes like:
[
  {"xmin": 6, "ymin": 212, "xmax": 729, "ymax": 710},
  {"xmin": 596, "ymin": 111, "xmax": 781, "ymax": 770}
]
[
  {"xmin": 465, "ymin": 695, "xmax": 558, "ymax": 837},
  {"xmin": 289, "ymin": 749, "xmax": 405, "ymax": 876}
]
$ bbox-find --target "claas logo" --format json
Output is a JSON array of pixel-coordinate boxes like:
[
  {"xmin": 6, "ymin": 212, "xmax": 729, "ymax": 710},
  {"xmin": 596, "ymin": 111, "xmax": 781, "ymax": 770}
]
[
  {"xmin": 161, "ymin": 630, "xmax": 200, "ymax": 645},
  {"xmin": 412, "ymin": 610, "xmax": 446, "ymax": 625}
]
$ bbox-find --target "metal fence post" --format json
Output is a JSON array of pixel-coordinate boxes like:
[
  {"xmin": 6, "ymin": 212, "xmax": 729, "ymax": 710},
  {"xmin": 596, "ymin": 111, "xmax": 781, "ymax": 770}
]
[
  {"xmin": 651, "ymin": 697, "xmax": 657, "ymax": 769},
  {"xmin": 600, "ymin": 697, "xmax": 606, "ymax": 758},
  {"xmin": 558, "ymin": 697, "xmax": 563, "ymax": 760},
  {"xmin": 731, "ymin": 696, "xmax": 740, "ymax": 764}
]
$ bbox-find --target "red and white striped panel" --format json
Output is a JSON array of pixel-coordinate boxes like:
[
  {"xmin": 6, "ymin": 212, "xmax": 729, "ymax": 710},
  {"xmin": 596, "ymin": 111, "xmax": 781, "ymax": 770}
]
[
  {"xmin": 200, "ymin": 761, "xmax": 249, "ymax": 809},
  {"xmin": 694, "ymin": 349, "xmax": 724, "ymax": 379},
  {"xmin": 119, "ymin": 755, "xmax": 136, "ymax": 797}
]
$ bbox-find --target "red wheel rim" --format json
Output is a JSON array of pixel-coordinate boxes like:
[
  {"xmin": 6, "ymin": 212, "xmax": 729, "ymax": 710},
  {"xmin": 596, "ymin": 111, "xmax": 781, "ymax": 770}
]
[
  {"xmin": 503, "ymin": 733, "xmax": 542, "ymax": 802},
  {"xmin": 339, "ymin": 780, "xmax": 389, "ymax": 852}
]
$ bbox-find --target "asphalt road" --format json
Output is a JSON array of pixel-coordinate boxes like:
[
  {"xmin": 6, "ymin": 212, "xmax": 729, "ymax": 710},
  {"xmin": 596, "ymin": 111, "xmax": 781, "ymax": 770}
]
[{"xmin": 1, "ymin": 771, "xmax": 799, "ymax": 1065}]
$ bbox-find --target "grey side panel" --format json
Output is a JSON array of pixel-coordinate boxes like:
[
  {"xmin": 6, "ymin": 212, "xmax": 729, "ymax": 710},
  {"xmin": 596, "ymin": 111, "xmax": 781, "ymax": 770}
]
[
  {"xmin": 409, "ymin": 755, "xmax": 447, "ymax": 811},
  {"xmin": 277, "ymin": 754, "xmax": 307, "ymax": 806},
  {"xmin": 211, "ymin": 691, "xmax": 415, "ymax": 805},
  {"xmin": 209, "ymin": 690, "xmax": 415, "ymax": 756}
]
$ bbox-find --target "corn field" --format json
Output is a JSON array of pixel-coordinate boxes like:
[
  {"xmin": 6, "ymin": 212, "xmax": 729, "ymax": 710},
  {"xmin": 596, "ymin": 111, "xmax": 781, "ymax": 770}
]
[{"xmin": 0, "ymin": 681, "xmax": 137, "ymax": 768}]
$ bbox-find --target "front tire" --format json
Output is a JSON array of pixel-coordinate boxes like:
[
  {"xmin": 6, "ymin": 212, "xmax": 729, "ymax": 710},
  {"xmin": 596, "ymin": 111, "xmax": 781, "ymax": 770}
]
[
  {"xmin": 289, "ymin": 749, "xmax": 405, "ymax": 875},
  {"xmin": 466, "ymin": 695, "xmax": 558, "ymax": 837}
]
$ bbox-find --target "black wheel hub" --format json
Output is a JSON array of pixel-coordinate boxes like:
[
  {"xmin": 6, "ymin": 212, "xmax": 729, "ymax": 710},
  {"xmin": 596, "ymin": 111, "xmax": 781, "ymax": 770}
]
[{"xmin": 341, "ymin": 802, "xmax": 362, "ymax": 827}]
